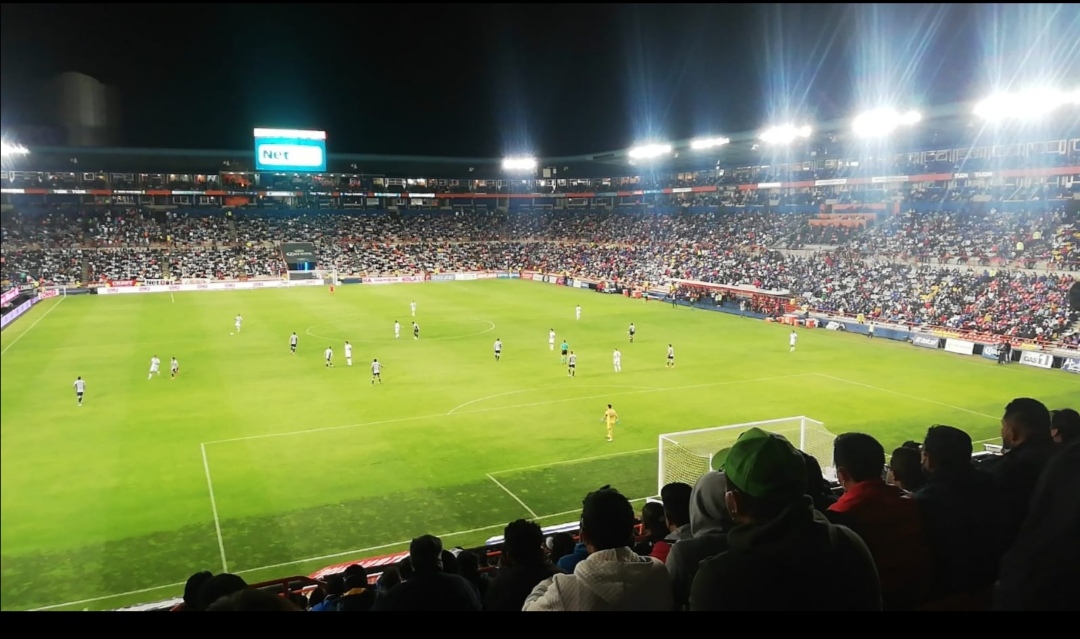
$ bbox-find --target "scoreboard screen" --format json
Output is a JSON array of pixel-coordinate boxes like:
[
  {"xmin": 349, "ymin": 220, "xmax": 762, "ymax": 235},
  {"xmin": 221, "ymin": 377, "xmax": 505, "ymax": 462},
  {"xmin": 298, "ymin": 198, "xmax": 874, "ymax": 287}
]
[{"xmin": 253, "ymin": 128, "xmax": 326, "ymax": 172}]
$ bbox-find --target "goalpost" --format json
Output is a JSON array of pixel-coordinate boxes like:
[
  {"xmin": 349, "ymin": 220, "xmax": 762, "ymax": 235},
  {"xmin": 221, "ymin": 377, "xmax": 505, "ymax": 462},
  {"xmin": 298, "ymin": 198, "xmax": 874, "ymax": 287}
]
[{"xmin": 657, "ymin": 416, "xmax": 837, "ymax": 495}]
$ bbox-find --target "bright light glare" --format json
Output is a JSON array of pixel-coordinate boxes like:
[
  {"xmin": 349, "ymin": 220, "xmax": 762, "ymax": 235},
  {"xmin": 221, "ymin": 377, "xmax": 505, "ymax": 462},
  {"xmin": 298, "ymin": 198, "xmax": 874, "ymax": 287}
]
[
  {"xmin": 628, "ymin": 143, "xmax": 672, "ymax": 159},
  {"xmin": 974, "ymin": 88, "xmax": 1080, "ymax": 121},
  {"xmin": 502, "ymin": 157, "xmax": 537, "ymax": 170},
  {"xmin": 1, "ymin": 142, "xmax": 29, "ymax": 156},
  {"xmin": 852, "ymin": 108, "xmax": 922, "ymax": 138},
  {"xmin": 759, "ymin": 125, "xmax": 812, "ymax": 144},
  {"xmin": 690, "ymin": 136, "xmax": 730, "ymax": 150}
]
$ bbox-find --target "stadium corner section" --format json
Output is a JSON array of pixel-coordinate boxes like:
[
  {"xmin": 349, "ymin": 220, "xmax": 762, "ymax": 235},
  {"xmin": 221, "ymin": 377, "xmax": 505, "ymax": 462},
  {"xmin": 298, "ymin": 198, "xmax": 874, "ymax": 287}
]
[{"xmin": 0, "ymin": 286, "xmax": 61, "ymax": 332}]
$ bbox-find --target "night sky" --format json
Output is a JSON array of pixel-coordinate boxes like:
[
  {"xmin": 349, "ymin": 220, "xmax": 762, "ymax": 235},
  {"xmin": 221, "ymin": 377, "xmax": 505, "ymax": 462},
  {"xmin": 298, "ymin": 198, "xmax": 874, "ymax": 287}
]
[{"xmin": 1, "ymin": 4, "xmax": 1071, "ymax": 157}]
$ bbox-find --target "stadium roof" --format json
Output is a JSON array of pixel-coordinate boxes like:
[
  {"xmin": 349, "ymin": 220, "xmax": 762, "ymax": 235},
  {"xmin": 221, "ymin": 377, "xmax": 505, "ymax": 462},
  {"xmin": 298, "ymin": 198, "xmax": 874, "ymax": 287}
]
[{"xmin": 11, "ymin": 100, "xmax": 1077, "ymax": 178}]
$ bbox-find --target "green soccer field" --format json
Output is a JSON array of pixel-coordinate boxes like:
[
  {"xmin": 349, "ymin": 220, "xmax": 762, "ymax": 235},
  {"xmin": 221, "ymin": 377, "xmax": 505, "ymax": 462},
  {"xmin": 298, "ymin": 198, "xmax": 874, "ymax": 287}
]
[{"xmin": 1, "ymin": 280, "xmax": 1076, "ymax": 610}]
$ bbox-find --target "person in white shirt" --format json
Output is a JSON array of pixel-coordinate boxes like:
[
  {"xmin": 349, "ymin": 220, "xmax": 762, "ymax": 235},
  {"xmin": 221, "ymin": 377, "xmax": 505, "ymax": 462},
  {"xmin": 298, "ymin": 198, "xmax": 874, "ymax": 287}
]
[
  {"xmin": 494, "ymin": 338, "xmax": 503, "ymax": 361},
  {"xmin": 410, "ymin": 301, "xmax": 417, "ymax": 317},
  {"xmin": 549, "ymin": 329, "xmax": 556, "ymax": 351},
  {"xmin": 371, "ymin": 358, "xmax": 382, "ymax": 384},
  {"xmin": 567, "ymin": 351, "xmax": 577, "ymax": 377},
  {"xmin": 344, "ymin": 341, "xmax": 353, "ymax": 366},
  {"xmin": 394, "ymin": 320, "xmax": 401, "ymax": 339},
  {"xmin": 789, "ymin": 330, "xmax": 798, "ymax": 353},
  {"xmin": 73, "ymin": 376, "xmax": 86, "ymax": 406},
  {"xmin": 290, "ymin": 332, "xmax": 298, "ymax": 353},
  {"xmin": 576, "ymin": 305, "xmax": 582, "ymax": 320},
  {"xmin": 628, "ymin": 323, "xmax": 636, "ymax": 343},
  {"xmin": 170, "ymin": 357, "xmax": 180, "ymax": 378},
  {"xmin": 613, "ymin": 348, "xmax": 622, "ymax": 373},
  {"xmin": 666, "ymin": 344, "xmax": 675, "ymax": 368},
  {"xmin": 867, "ymin": 322, "xmax": 875, "ymax": 339},
  {"xmin": 148, "ymin": 356, "xmax": 161, "ymax": 380},
  {"xmin": 234, "ymin": 314, "xmax": 242, "ymax": 333},
  {"xmin": 325, "ymin": 346, "xmax": 334, "ymax": 368}
]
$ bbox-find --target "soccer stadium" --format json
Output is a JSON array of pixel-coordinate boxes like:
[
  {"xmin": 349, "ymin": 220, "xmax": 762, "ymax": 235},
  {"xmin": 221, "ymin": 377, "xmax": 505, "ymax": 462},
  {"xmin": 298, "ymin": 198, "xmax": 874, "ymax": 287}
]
[{"xmin": 2, "ymin": 5, "xmax": 1079, "ymax": 614}]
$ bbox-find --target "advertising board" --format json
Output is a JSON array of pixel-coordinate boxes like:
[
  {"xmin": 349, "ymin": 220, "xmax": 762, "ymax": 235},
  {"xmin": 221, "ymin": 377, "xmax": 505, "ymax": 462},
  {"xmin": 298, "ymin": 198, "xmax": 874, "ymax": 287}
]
[{"xmin": 253, "ymin": 128, "xmax": 327, "ymax": 172}]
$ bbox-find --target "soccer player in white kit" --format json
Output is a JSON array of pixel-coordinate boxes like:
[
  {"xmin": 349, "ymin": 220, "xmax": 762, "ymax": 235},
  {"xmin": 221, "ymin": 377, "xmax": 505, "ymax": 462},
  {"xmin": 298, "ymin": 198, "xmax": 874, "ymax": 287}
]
[
  {"xmin": 73, "ymin": 376, "xmax": 86, "ymax": 406},
  {"xmin": 575, "ymin": 305, "xmax": 582, "ymax": 320},
  {"xmin": 494, "ymin": 338, "xmax": 503, "ymax": 361},
  {"xmin": 789, "ymin": 330, "xmax": 798, "ymax": 352},
  {"xmin": 345, "ymin": 341, "xmax": 353, "ymax": 366},
  {"xmin": 394, "ymin": 321, "xmax": 401, "ymax": 339},
  {"xmin": 371, "ymin": 358, "xmax": 382, "ymax": 384},
  {"xmin": 410, "ymin": 301, "xmax": 417, "ymax": 317},
  {"xmin": 549, "ymin": 329, "xmax": 556, "ymax": 351},
  {"xmin": 325, "ymin": 346, "xmax": 334, "ymax": 368},
  {"xmin": 148, "ymin": 355, "xmax": 161, "ymax": 380},
  {"xmin": 171, "ymin": 357, "xmax": 180, "ymax": 378},
  {"xmin": 666, "ymin": 344, "xmax": 675, "ymax": 368},
  {"xmin": 234, "ymin": 314, "xmax": 242, "ymax": 333},
  {"xmin": 290, "ymin": 332, "xmax": 298, "ymax": 353},
  {"xmin": 613, "ymin": 348, "xmax": 622, "ymax": 373}
]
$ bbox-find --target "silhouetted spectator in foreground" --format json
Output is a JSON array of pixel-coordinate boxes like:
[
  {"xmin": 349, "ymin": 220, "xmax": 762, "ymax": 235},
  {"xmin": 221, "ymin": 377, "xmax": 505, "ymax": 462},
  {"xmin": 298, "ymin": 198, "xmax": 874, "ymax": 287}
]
[
  {"xmin": 887, "ymin": 442, "xmax": 926, "ymax": 493},
  {"xmin": 197, "ymin": 573, "xmax": 248, "ymax": 611},
  {"xmin": 207, "ymin": 588, "xmax": 301, "ymax": 611},
  {"xmin": 690, "ymin": 427, "xmax": 881, "ymax": 611},
  {"xmin": 657, "ymin": 482, "xmax": 694, "ymax": 559},
  {"xmin": 182, "ymin": 571, "xmax": 213, "ymax": 611},
  {"xmin": 372, "ymin": 535, "xmax": 481, "ymax": 611},
  {"xmin": 1050, "ymin": 408, "xmax": 1079, "ymax": 445},
  {"xmin": 914, "ymin": 425, "xmax": 1006, "ymax": 608},
  {"xmin": 633, "ymin": 502, "xmax": 669, "ymax": 558},
  {"xmin": 799, "ymin": 451, "xmax": 837, "ymax": 512},
  {"xmin": 995, "ymin": 439, "xmax": 1080, "ymax": 611},
  {"xmin": 336, "ymin": 567, "xmax": 377, "ymax": 611},
  {"xmin": 524, "ymin": 486, "xmax": 673, "ymax": 611},
  {"xmin": 547, "ymin": 532, "xmax": 576, "ymax": 570},
  {"xmin": 456, "ymin": 550, "xmax": 487, "ymax": 599},
  {"xmin": 828, "ymin": 433, "xmax": 932, "ymax": 610},
  {"xmin": 666, "ymin": 471, "xmax": 731, "ymax": 611},
  {"xmin": 484, "ymin": 519, "xmax": 560, "ymax": 611}
]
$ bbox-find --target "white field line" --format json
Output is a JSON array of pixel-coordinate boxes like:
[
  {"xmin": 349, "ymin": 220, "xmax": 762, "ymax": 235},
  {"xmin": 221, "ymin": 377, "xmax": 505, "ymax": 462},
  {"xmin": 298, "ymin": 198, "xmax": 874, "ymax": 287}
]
[
  {"xmin": 486, "ymin": 474, "xmax": 539, "ymax": 518},
  {"xmin": 170, "ymin": 291, "xmax": 175, "ymax": 304},
  {"xmin": 201, "ymin": 444, "xmax": 229, "ymax": 573},
  {"xmin": 813, "ymin": 373, "xmax": 1000, "ymax": 420},
  {"xmin": 202, "ymin": 373, "xmax": 813, "ymax": 445},
  {"xmin": 0, "ymin": 295, "xmax": 66, "ymax": 357},
  {"xmin": 489, "ymin": 447, "xmax": 655, "ymax": 476},
  {"xmin": 28, "ymin": 497, "xmax": 653, "ymax": 612}
]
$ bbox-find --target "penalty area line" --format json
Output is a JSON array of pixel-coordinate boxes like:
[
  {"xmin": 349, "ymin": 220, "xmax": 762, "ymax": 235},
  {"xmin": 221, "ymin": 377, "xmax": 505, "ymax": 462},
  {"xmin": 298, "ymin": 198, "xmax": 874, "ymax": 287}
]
[{"xmin": 486, "ymin": 474, "xmax": 539, "ymax": 518}]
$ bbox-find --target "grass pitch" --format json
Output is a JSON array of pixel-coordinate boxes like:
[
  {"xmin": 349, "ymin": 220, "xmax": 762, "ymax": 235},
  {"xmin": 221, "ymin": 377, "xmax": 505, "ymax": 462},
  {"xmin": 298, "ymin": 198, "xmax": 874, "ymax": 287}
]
[{"xmin": 2, "ymin": 280, "xmax": 1076, "ymax": 611}]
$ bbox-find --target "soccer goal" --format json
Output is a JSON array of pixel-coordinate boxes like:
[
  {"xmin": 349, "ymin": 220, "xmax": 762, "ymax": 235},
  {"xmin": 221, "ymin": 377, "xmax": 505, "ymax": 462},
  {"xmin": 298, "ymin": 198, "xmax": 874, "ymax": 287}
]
[{"xmin": 657, "ymin": 416, "xmax": 837, "ymax": 495}]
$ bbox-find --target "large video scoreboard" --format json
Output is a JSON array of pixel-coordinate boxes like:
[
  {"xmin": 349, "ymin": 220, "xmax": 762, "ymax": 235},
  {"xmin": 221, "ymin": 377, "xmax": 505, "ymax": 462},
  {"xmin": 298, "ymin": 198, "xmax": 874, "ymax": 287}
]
[{"xmin": 253, "ymin": 128, "xmax": 327, "ymax": 172}]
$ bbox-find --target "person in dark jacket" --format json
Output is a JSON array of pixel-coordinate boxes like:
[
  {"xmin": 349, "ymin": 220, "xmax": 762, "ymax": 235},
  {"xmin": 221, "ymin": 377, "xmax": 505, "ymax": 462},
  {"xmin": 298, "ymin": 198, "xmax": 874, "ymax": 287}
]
[
  {"xmin": 977, "ymin": 398, "xmax": 1056, "ymax": 546},
  {"xmin": 994, "ymin": 438, "xmax": 1080, "ymax": 611},
  {"xmin": 887, "ymin": 442, "xmax": 926, "ymax": 493},
  {"xmin": 336, "ymin": 570, "xmax": 377, "ymax": 611},
  {"xmin": 372, "ymin": 535, "xmax": 482, "ymax": 611},
  {"xmin": 914, "ymin": 425, "xmax": 1008, "ymax": 606},
  {"xmin": 666, "ymin": 471, "xmax": 731, "ymax": 611},
  {"xmin": 689, "ymin": 427, "xmax": 881, "ymax": 611},
  {"xmin": 182, "ymin": 571, "xmax": 213, "ymax": 611},
  {"xmin": 632, "ymin": 502, "xmax": 669, "ymax": 558},
  {"xmin": 484, "ymin": 519, "xmax": 560, "ymax": 611},
  {"xmin": 1050, "ymin": 408, "xmax": 1079, "ymax": 445}
]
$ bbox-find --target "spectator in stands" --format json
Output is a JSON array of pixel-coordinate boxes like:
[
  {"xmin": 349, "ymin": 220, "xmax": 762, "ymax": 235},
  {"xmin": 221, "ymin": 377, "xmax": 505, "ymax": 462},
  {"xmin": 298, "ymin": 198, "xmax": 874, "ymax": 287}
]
[
  {"xmin": 397, "ymin": 556, "xmax": 413, "ymax": 582},
  {"xmin": 657, "ymin": 482, "xmax": 693, "ymax": 560},
  {"xmin": 799, "ymin": 451, "xmax": 837, "ymax": 512},
  {"xmin": 914, "ymin": 425, "xmax": 1006, "ymax": 608},
  {"xmin": 689, "ymin": 428, "xmax": 881, "ymax": 611},
  {"xmin": 207, "ymin": 588, "xmax": 302, "ymax": 611},
  {"xmin": 978, "ymin": 398, "xmax": 1056, "ymax": 545},
  {"xmin": 484, "ymin": 519, "xmax": 560, "ymax": 612},
  {"xmin": 372, "ymin": 535, "xmax": 482, "ymax": 611},
  {"xmin": 310, "ymin": 573, "xmax": 346, "ymax": 611},
  {"xmin": 994, "ymin": 439, "xmax": 1080, "ymax": 611},
  {"xmin": 886, "ymin": 442, "xmax": 926, "ymax": 493},
  {"xmin": 547, "ymin": 532, "xmax": 576, "ymax": 569},
  {"xmin": 456, "ymin": 550, "xmax": 488, "ymax": 599},
  {"xmin": 197, "ymin": 573, "xmax": 248, "ymax": 611},
  {"xmin": 827, "ymin": 433, "xmax": 932, "ymax": 610},
  {"xmin": 666, "ymin": 471, "xmax": 731, "ymax": 611},
  {"xmin": 555, "ymin": 536, "xmax": 589, "ymax": 574},
  {"xmin": 632, "ymin": 502, "xmax": 669, "ymax": 558},
  {"xmin": 375, "ymin": 565, "xmax": 401, "ymax": 593},
  {"xmin": 182, "ymin": 571, "xmax": 213, "ymax": 611},
  {"xmin": 1050, "ymin": 408, "xmax": 1080, "ymax": 445},
  {"xmin": 336, "ymin": 566, "xmax": 377, "ymax": 611},
  {"xmin": 523, "ymin": 486, "xmax": 673, "ymax": 611}
]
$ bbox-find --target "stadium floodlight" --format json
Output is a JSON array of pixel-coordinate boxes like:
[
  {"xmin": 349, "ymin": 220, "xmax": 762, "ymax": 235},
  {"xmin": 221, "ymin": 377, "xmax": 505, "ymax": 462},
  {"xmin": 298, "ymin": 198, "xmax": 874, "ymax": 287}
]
[
  {"xmin": 759, "ymin": 124, "xmax": 812, "ymax": 144},
  {"xmin": 690, "ymin": 136, "xmax": 730, "ymax": 150},
  {"xmin": 628, "ymin": 143, "xmax": 672, "ymax": 159},
  {"xmin": 852, "ymin": 108, "xmax": 922, "ymax": 138},
  {"xmin": 974, "ymin": 88, "xmax": 1080, "ymax": 121},
  {"xmin": 1, "ymin": 142, "xmax": 29, "ymax": 156},
  {"xmin": 502, "ymin": 156, "xmax": 537, "ymax": 171}
]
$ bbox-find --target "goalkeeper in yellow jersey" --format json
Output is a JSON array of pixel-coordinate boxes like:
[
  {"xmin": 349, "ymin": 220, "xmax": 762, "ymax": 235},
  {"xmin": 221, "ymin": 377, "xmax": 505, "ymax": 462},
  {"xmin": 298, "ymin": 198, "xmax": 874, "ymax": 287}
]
[{"xmin": 601, "ymin": 404, "xmax": 620, "ymax": 442}]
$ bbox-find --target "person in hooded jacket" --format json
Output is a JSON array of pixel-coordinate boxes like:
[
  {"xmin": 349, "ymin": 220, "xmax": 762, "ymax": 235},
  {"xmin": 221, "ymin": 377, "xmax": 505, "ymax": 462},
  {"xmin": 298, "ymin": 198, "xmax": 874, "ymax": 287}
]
[
  {"xmin": 523, "ymin": 485, "xmax": 673, "ymax": 611},
  {"xmin": 665, "ymin": 471, "xmax": 732, "ymax": 611}
]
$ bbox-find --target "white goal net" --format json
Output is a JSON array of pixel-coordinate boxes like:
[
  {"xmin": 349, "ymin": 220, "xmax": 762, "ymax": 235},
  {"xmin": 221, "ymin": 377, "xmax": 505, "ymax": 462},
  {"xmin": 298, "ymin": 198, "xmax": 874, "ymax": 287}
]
[{"xmin": 658, "ymin": 416, "xmax": 837, "ymax": 495}]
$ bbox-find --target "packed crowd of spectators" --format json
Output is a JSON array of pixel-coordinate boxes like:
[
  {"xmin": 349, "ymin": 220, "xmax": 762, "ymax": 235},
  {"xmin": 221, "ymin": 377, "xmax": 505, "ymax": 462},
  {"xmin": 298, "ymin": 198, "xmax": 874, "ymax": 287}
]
[
  {"xmin": 2, "ymin": 205, "xmax": 1077, "ymax": 341},
  {"xmin": 177, "ymin": 399, "xmax": 1079, "ymax": 611}
]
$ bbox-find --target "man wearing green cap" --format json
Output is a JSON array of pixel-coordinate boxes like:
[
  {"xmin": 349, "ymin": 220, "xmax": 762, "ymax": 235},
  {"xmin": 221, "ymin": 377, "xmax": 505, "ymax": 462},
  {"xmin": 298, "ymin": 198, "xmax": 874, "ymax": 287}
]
[{"xmin": 689, "ymin": 427, "xmax": 881, "ymax": 611}]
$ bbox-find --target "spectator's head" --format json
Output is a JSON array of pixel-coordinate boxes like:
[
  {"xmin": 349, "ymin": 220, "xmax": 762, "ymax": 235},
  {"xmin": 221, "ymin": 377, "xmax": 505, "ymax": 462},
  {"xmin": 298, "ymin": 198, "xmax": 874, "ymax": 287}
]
[
  {"xmin": 888, "ymin": 445, "xmax": 926, "ymax": 492},
  {"xmin": 660, "ymin": 482, "xmax": 692, "ymax": 531},
  {"xmin": 343, "ymin": 574, "xmax": 368, "ymax": 593},
  {"xmin": 377, "ymin": 565, "xmax": 401, "ymax": 591},
  {"xmin": 397, "ymin": 556, "xmax": 414, "ymax": 581},
  {"xmin": 323, "ymin": 573, "xmax": 345, "ymax": 598},
  {"xmin": 579, "ymin": 485, "xmax": 636, "ymax": 552},
  {"xmin": 206, "ymin": 588, "xmax": 301, "ymax": 611},
  {"xmin": 342, "ymin": 563, "xmax": 367, "ymax": 582},
  {"xmin": 409, "ymin": 535, "xmax": 444, "ymax": 574},
  {"xmin": 833, "ymin": 432, "xmax": 886, "ymax": 489},
  {"xmin": 548, "ymin": 532, "xmax": 576, "ymax": 562},
  {"xmin": 457, "ymin": 550, "xmax": 481, "ymax": 581},
  {"xmin": 921, "ymin": 425, "xmax": 972, "ymax": 474},
  {"xmin": 1002, "ymin": 398, "xmax": 1052, "ymax": 449},
  {"xmin": 640, "ymin": 501, "xmax": 667, "ymax": 539},
  {"xmin": 183, "ymin": 571, "xmax": 213, "ymax": 611},
  {"xmin": 197, "ymin": 573, "xmax": 248, "ymax": 611},
  {"xmin": 441, "ymin": 549, "xmax": 460, "ymax": 574},
  {"xmin": 504, "ymin": 519, "xmax": 545, "ymax": 566},
  {"xmin": 1050, "ymin": 408, "xmax": 1080, "ymax": 445},
  {"xmin": 799, "ymin": 451, "xmax": 837, "ymax": 511},
  {"xmin": 712, "ymin": 428, "xmax": 807, "ymax": 524},
  {"xmin": 689, "ymin": 471, "xmax": 733, "ymax": 535}
]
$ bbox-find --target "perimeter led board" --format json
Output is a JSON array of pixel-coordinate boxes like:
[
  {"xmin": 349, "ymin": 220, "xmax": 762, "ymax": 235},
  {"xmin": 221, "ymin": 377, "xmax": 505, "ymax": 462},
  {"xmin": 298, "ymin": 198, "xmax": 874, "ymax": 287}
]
[{"xmin": 253, "ymin": 128, "xmax": 327, "ymax": 172}]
